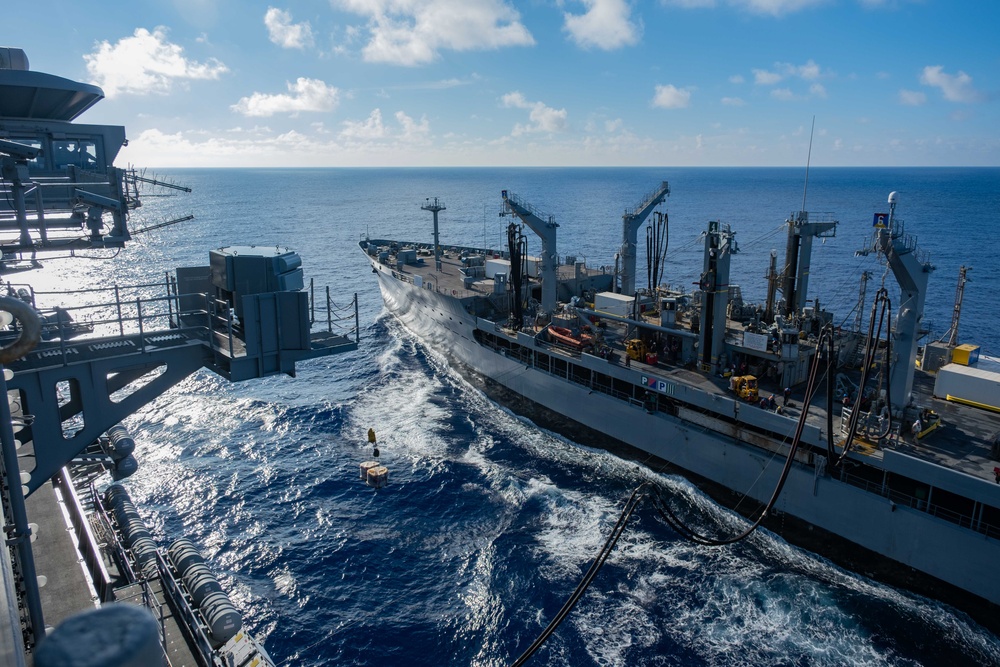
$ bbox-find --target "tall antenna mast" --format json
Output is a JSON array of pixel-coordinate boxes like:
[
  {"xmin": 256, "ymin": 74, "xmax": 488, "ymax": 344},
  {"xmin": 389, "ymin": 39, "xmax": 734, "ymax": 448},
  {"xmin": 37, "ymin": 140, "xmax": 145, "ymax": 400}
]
[{"xmin": 801, "ymin": 115, "xmax": 815, "ymax": 212}]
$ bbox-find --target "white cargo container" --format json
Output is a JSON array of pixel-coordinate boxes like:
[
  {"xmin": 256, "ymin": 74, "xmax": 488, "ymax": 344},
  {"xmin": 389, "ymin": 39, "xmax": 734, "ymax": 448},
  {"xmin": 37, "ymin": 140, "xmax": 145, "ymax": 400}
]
[
  {"xmin": 525, "ymin": 255, "xmax": 541, "ymax": 278},
  {"xmin": 485, "ymin": 258, "xmax": 510, "ymax": 279},
  {"xmin": 934, "ymin": 363, "xmax": 1000, "ymax": 410},
  {"xmin": 594, "ymin": 291, "xmax": 634, "ymax": 318}
]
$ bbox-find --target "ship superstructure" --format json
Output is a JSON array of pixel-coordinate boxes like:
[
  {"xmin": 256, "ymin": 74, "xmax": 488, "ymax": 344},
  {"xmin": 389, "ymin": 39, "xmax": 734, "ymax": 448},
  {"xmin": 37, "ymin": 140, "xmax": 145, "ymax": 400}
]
[
  {"xmin": 1, "ymin": 48, "xmax": 360, "ymax": 666},
  {"xmin": 364, "ymin": 184, "xmax": 1000, "ymax": 627}
]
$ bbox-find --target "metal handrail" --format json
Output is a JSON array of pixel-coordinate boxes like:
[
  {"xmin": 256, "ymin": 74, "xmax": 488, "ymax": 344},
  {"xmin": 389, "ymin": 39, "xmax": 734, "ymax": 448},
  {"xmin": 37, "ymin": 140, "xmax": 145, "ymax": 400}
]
[{"xmin": 56, "ymin": 469, "xmax": 113, "ymax": 602}]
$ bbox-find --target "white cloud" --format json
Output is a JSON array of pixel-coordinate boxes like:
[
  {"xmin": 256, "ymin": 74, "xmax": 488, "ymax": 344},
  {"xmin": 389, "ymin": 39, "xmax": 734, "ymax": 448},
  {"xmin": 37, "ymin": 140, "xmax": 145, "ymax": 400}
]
[
  {"xmin": 333, "ymin": 0, "xmax": 534, "ymax": 66},
  {"xmin": 341, "ymin": 109, "xmax": 387, "ymax": 139},
  {"xmin": 721, "ymin": 96, "xmax": 745, "ymax": 106},
  {"xmin": 502, "ymin": 92, "xmax": 568, "ymax": 135},
  {"xmin": 563, "ymin": 0, "xmax": 641, "ymax": 50},
  {"xmin": 729, "ymin": 74, "xmax": 745, "ymax": 84},
  {"xmin": 395, "ymin": 111, "xmax": 431, "ymax": 140},
  {"xmin": 809, "ymin": 83, "xmax": 827, "ymax": 97},
  {"xmin": 605, "ymin": 118, "xmax": 624, "ymax": 132},
  {"xmin": 726, "ymin": 0, "xmax": 825, "ymax": 15},
  {"xmin": 919, "ymin": 65, "xmax": 983, "ymax": 103},
  {"xmin": 753, "ymin": 59, "xmax": 824, "ymax": 85},
  {"xmin": 663, "ymin": 0, "xmax": 825, "ymax": 14},
  {"xmin": 338, "ymin": 109, "xmax": 431, "ymax": 142},
  {"xmin": 770, "ymin": 87, "xmax": 795, "ymax": 101},
  {"xmin": 661, "ymin": 0, "xmax": 716, "ymax": 6},
  {"xmin": 898, "ymin": 89, "xmax": 926, "ymax": 106},
  {"xmin": 84, "ymin": 27, "xmax": 228, "ymax": 97},
  {"xmin": 652, "ymin": 84, "xmax": 691, "ymax": 109},
  {"xmin": 796, "ymin": 59, "xmax": 821, "ymax": 80},
  {"xmin": 231, "ymin": 78, "xmax": 340, "ymax": 116},
  {"xmin": 265, "ymin": 7, "xmax": 315, "ymax": 49},
  {"xmin": 753, "ymin": 69, "xmax": 783, "ymax": 85}
]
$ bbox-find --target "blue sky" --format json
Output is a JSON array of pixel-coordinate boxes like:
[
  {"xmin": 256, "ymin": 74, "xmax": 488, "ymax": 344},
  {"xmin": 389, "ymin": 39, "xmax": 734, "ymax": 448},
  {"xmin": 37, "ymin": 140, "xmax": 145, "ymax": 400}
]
[{"xmin": 6, "ymin": 0, "xmax": 998, "ymax": 167}]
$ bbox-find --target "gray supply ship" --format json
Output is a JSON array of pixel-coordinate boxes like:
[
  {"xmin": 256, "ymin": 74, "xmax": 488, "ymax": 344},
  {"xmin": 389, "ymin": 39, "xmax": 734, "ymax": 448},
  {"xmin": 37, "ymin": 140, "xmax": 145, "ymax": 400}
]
[
  {"xmin": 0, "ymin": 47, "xmax": 359, "ymax": 665},
  {"xmin": 363, "ymin": 186, "xmax": 1000, "ymax": 627}
]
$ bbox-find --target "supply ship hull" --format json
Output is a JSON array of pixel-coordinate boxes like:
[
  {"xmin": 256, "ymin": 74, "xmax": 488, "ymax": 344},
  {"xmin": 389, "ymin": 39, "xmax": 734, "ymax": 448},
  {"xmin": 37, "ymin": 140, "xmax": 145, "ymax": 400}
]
[{"xmin": 363, "ymin": 187, "xmax": 1000, "ymax": 627}]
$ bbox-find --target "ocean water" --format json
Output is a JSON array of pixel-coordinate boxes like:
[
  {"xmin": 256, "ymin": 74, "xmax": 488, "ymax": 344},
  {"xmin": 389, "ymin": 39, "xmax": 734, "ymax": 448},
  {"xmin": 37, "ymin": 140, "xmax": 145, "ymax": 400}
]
[{"xmin": 29, "ymin": 167, "xmax": 1000, "ymax": 665}]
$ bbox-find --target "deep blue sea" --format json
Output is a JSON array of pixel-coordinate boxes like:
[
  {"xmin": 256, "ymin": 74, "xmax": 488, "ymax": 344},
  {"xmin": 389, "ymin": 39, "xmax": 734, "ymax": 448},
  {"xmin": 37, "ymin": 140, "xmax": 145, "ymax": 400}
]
[{"xmin": 32, "ymin": 168, "xmax": 1000, "ymax": 665}]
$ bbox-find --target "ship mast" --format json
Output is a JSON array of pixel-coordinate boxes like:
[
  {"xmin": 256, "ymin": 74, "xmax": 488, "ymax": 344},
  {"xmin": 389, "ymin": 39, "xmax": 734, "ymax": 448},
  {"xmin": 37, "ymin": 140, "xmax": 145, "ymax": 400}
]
[
  {"xmin": 619, "ymin": 181, "xmax": 670, "ymax": 295},
  {"xmin": 698, "ymin": 220, "xmax": 737, "ymax": 374},
  {"xmin": 501, "ymin": 190, "xmax": 558, "ymax": 314},
  {"xmin": 857, "ymin": 191, "xmax": 934, "ymax": 412},
  {"xmin": 421, "ymin": 197, "xmax": 446, "ymax": 272}
]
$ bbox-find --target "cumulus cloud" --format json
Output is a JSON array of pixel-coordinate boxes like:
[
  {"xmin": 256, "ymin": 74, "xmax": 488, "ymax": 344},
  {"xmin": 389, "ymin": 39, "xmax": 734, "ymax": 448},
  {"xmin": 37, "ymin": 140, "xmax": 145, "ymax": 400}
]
[
  {"xmin": 231, "ymin": 78, "xmax": 339, "ymax": 116},
  {"xmin": 502, "ymin": 92, "xmax": 568, "ymax": 135},
  {"xmin": 265, "ymin": 7, "xmax": 315, "ymax": 49},
  {"xmin": 753, "ymin": 69, "xmax": 783, "ymax": 85},
  {"xmin": 84, "ymin": 27, "xmax": 228, "ymax": 97},
  {"xmin": 721, "ymin": 96, "xmax": 745, "ymax": 106},
  {"xmin": 663, "ymin": 0, "xmax": 825, "ymax": 14},
  {"xmin": 341, "ymin": 109, "xmax": 387, "ymax": 139},
  {"xmin": 333, "ymin": 0, "xmax": 534, "ymax": 66},
  {"xmin": 898, "ymin": 89, "xmax": 926, "ymax": 106},
  {"xmin": 736, "ymin": 0, "xmax": 826, "ymax": 16},
  {"xmin": 652, "ymin": 84, "xmax": 691, "ymax": 109},
  {"xmin": 753, "ymin": 59, "xmax": 824, "ymax": 85},
  {"xmin": 797, "ymin": 60, "xmax": 821, "ymax": 80},
  {"xmin": 563, "ymin": 0, "xmax": 641, "ymax": 50},
  {"xmin": 919, "ymin": 65, "xmax": 983, "ymax": 103},
  {"xmin": 339, "ymin": 109, "xmax": 431, "ymax": 141},
  {"xmin": 395, "ymin": 111, "xmax": 431, "ymax": 140},
  {"xmin": 751, "ymin": 60, "xmax": 828, "ymax": 100}
]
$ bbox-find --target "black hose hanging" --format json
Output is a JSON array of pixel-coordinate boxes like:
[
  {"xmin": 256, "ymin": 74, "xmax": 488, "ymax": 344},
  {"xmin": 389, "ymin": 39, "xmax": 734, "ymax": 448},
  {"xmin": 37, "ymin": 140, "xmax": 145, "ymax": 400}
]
[
  {"xmin": 506, "ymin": 316, "xmax": 895, "ymax": 663},
  {"xmin": 507, "ymin": 222, "xmax": 524, "ymax": 330},
  {"xmin": 835, "ymin": 288, "xmax": 892, "ymax": 467},
  {"xmin": 645, "ymin": 211, "xmax": 668, "ymax": 293}
]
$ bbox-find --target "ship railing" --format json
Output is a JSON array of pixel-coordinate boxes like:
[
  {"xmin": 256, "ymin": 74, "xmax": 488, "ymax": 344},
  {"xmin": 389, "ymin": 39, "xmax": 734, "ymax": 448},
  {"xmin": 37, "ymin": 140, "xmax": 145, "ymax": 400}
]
[
  {"xmin": 54, "ymin": 468, "xmax": 114, "ymax": 603},
  {"xmin": 139, "ymin": 571, "xmax": 171, "ymax": 657},
  {"xmin": 84, "ymin": 478, "xmax": 226, "ymax": 664},
  {"xmin": 153, "ymin": 549, "xmax": 219, "ymax": 665},
  {"xmin": 0, "ymin": 171, "xmax": 117, "ymax": 221},
  {"xmin": 87, "ymin": 483, "xmax": 141, "ymax": 584},
  {"xmin": 2, "ymin": 284, "xmax": 212, "ymax": 361},
  {"xmin": 308, "ymin": 279, "xmax": 360, "ymax": 343},
  {"xmin": 3, "ymin": 278, "xmax": 359, "ymax": 364},
  {"xmin": 623, "ymin": 181, "xmax": 670, "ymax": 219},
  {"xmin": 390, "ymin": 266, "xmax": 477, "ymax": 300},
  {"xmin": 837, "ymin": 469, "xmax": 1000, "ymax": 540},
  {"xmin": 805, "ymin": 211, "xmax": 839, "ymax": 228}
]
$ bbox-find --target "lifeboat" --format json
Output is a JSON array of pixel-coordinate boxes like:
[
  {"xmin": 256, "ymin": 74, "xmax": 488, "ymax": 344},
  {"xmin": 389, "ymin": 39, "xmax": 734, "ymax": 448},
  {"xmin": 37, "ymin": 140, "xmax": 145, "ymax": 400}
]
[{"xmin": 548, "ymin": 326, "xmax": 588, "ymax": 349}]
